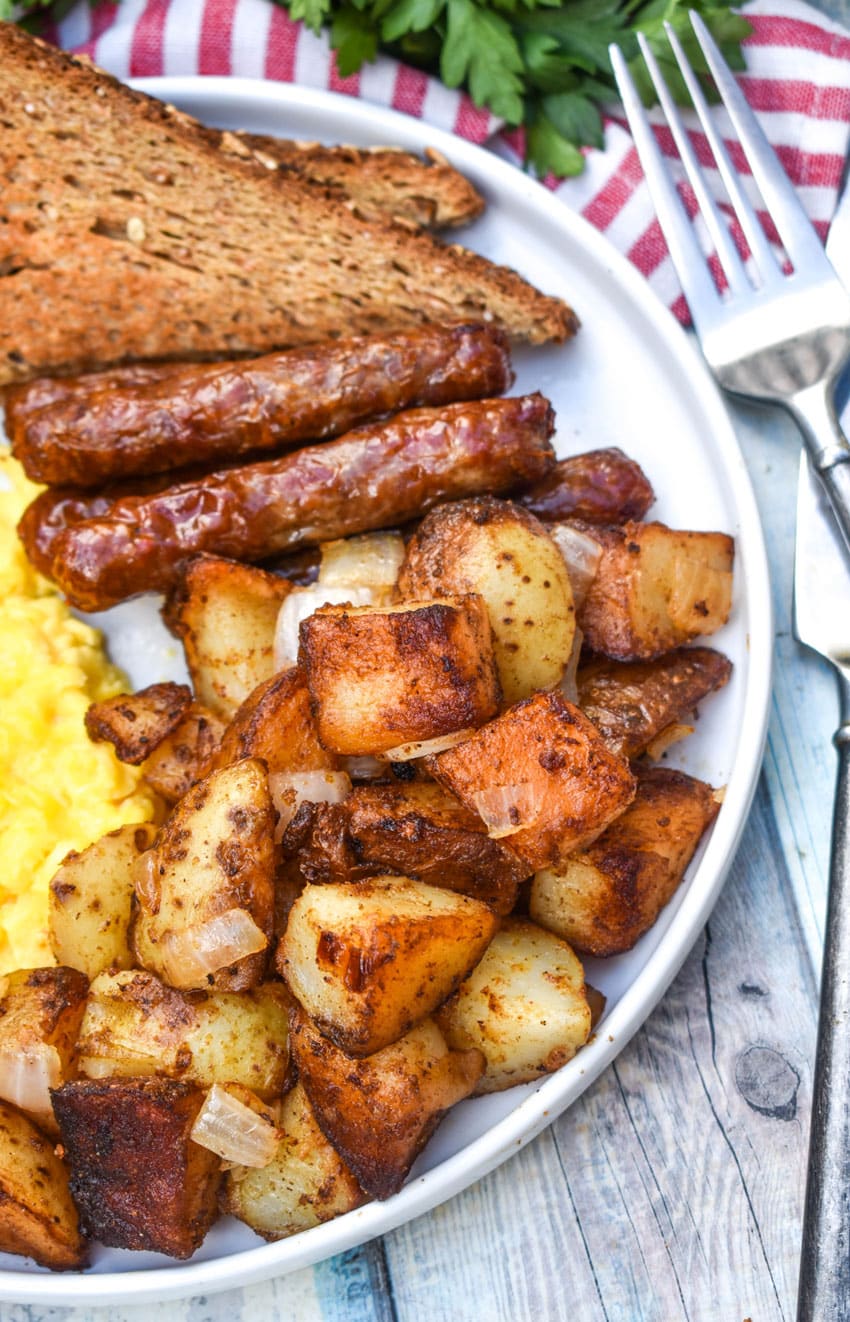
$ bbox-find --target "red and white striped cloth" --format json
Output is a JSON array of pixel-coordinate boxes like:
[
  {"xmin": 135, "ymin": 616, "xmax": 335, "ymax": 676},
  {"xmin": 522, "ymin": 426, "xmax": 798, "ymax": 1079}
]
[{"xmin": 49, "ymin": 0, "xmax": 850, "ymax": 323}]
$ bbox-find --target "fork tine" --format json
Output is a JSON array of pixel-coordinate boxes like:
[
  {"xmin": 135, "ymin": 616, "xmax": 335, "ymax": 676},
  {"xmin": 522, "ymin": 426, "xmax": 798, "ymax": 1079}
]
[
  {"xmin": 608, "ymin": 42, "xmax": 721, "ymax": 334},
  {"xmin": 635, "ymin": 31, "xmax": 750, "ymax": 298},
  {"xmin": 689, "ymin": 9, "xmax": 829, "ymax": 273}
]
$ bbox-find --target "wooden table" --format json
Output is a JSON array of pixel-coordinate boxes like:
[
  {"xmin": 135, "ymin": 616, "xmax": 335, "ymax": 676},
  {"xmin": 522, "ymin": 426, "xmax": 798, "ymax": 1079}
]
[{"xmin": 7, "ymin": 2, "xmax": 849, "ymax": 1317}]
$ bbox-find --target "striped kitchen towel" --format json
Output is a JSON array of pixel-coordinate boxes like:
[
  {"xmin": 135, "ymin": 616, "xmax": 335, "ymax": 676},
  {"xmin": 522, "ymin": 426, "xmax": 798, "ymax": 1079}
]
[{"xmin": 49, "ymin": 0, "xmax": 850, "ymax": 322}]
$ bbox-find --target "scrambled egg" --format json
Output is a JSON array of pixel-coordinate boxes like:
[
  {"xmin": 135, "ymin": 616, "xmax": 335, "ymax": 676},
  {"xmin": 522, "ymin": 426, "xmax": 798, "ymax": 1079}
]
[{"xmin": 0, "ymin": 453, "xmax": 158, "ymax": 973}]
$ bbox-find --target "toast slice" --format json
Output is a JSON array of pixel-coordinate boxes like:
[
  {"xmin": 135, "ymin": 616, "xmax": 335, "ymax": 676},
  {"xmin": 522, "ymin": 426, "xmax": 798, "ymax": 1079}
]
[{"xmin": 0, "ymin": 28, "xmax": 577, "ymax": 384}]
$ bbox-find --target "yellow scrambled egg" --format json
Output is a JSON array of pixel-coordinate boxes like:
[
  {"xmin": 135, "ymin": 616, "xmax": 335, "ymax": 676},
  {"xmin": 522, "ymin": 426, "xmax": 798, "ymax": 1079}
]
[{"xmin": 0, "ymin": 453, "xmax": 158, "ymax": 973}]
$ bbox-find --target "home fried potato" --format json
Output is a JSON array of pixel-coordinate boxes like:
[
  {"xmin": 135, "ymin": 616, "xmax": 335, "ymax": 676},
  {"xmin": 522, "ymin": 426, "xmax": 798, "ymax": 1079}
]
[
  {"xmin": 0, "ymin": 967, "xmax": 88, "ymax": 1130},
  {"xmin": 221, "ymin": 1082, "xmax": 366, "ymax": 1240},
  {"xmin": 574, "ymin": 520, "xmax": 734, "ymax": 660},
  {"xmin": 290, "ymin": 1006, "xmax": 483, "ymax": 1197},
  {"xmin": 141, "ymin": 703, "xmax": 226, "ymax": 803},
  {"xmin": 209, "ymin": 665, "xmax": 339, "ymax": 775},
  {"xmin": 435, "ymin": 918, "xmax": 591, "ymax": 1092},
  {"xmin": 52, "ymin": 1077, "xmax": 221, "ymax": 1258},
  {"xmin": 283, "ymin": 782, "xmax": 529, "ymax": 913},
  {"xmin": 576, "ymin": 647, "xmax": 733, "ymax": 759},
  {"xmin": 277, "ymin": 876, "xmax": 498, "ymax": 1056},
  {"xmin": 299, "ymin": 596, "xmax": 500, "ymax": 755},
  {"xmin": 77, "ymin": 970, "xmax": 290, "ymax": 1099},
  {"xmin": 0, "ymin": 1099, "xmax": 87, "ymax": 1270},
  {"xmin": 427, "ymin": 690, "xmax": 636, "ymax": 870},
  {"xmin": 84, "ymin": 682, "xmax": 193, "ymax": 764},
  {"xmin": 132, "ymin": 758, "xmax": 275, "ymax": 992},
  {"xmin": 163, "ymin": 555, "xmax": 293, "ymax": 719},
  {"xmin": 49, "ymin": 822, "xmax": 159, "ymax": 978},
  {"xmin": 397, "ymin": 497, "xmax": 575, "ymax": 704},
  {"xmin": 529, "ymin": 765, "xmax": 720, "ymax": 956}
]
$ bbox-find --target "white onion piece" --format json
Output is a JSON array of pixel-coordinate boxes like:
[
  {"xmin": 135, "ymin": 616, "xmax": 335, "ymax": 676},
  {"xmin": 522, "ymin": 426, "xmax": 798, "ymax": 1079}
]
[
  {"xmin": 645, "ymin": 721, "xmax": 694, "ymax": 760},
  {"xmin": 0, "ymin": 1044, "xmax": 61, "ymax": 1116},
  {"xmin": 191, "ymin": 1084, "xmax": 281, "ymax": 1168},
  {"xmin": 343, "ymin": 755, "xmax": 387, "ymax": 782},
  {"xmin": 269, "ymin": 769, "xmax": 352, "ymax": 839},
  {"xmin": 549, "ymin": 524, "xmax": 603, "ymax": 609},
  {"xmin": 382, "ymin": 728, "xmax": 475, "ymax": 763},
  {"xmin": 273, "ymin": 584, "xmax": 375, "ymax": 670},
  {"xmin": 559, "ymin": 625, "xmax": 584, "ymax": 706},
  {"xmin": 318, "ymin": 533, "xmax": 405, "ymax": 595},
  {"xmin": 470, "ymin": 783, "xmax": 540, "ymax": 838},
  {"xmin": 160, "ymin": 908, "xmax": 267, "ymax": 986}
]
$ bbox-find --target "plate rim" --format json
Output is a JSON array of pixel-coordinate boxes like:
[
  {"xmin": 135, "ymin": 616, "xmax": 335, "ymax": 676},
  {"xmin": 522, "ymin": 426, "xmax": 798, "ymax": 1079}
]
[{"xmin": 0, "ymin": 75, "xmax": 774, "ymax": 1305}]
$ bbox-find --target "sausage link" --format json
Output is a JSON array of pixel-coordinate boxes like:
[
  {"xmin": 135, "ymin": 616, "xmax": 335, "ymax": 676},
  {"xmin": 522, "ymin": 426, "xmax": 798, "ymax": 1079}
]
[
  {"xmin": 516, "ymin": 446, "xmax": 655, "ymax": 523},
  {"xmin": 9, "ymin": 324, "xmax": 513, "ymax": 487},
  {"xmin": 48, "ymin": 394, "xmax": 556, "ymax": 612}
]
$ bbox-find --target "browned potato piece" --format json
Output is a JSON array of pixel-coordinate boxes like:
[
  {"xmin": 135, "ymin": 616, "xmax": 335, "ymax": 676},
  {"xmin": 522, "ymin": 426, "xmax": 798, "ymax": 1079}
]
[
  {"xmin": 84, "ymin": 682, "xmax": 193, "ymax": 764},
  {"xmin": 397, "ymin": 497, "xmax": 575, "ymax": 704},
  {"xmin": 0, "ymin": 1099, "xmax": 87, "ymax": 1270},
  {"xmin": 77, "ymin": 970, "xmax": 290, "ymax": 1099},
  {"xmin": 576, "ymin": 647, "xmax": 733, "ymax": 759},
  {"xmin": 132, "ymin": 759, "xmax": 275, "ymax": 992},
  {"xmin": 141, "ymin": 703, "xmax": 226, "ymax": 804},
  {"xmin": 575, "ymin": 520, "xmax": 734, "ymax": 660},
  {"xmin": 529, "ymin": 765, "xmax": 721, "ymax": 956},
  {"xmin": 209, "ymin": 665, "xmax": 339, "ymax": 774},
  {"xmin": 277, "ymin": 876, "xmax": 498, "ymax": 1056},
  {"xmin": 52, "ymin": 1077, "xmax": 221, "ymax": 1258},
  {"xmin": 290, "ymin": 1006, "xmax": 483, "ymax": 1197},
  {"xmin": 427, "ymin": 691, "xmax": 636, "ymax": 870},
  {"xmin": 0, "ymin": 968, "xmax": 88, "ymax": 1131},
  {"xmin": 49, "ymin": 822, "xmax": 159, "ymax": 978},
  {"xmin": 222, "ymin": 1082, "xmax": 366, "ymax": 1240},
  {"xmin": 164, "ymin": 555, "xmax": 293, "ymax": 719},
  {"xmin": 300, "ymin": 596, "xmax": 500, "ymax": 755},
  {"xmin": 516, "ymin": 447, "xmax": 655, "ymax": 524},
  {"xmin": 436, "ymin": 918, "xmax": 591, "ymax": 1092},
  {"xmin": 284, "ymin": 782, "xmax": 529, "ymax": 914}
]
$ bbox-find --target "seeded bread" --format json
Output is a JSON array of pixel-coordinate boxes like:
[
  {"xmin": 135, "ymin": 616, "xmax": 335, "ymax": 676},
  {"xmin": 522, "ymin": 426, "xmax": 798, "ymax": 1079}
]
[{"xmin": 0, "ymin": 26, "xmax": 577, "ymax": 384}]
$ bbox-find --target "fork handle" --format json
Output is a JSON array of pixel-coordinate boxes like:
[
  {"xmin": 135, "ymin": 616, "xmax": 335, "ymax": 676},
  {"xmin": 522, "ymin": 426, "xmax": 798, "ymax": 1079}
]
[
  {"xmin": 797, "ymin": 668, "xmax": 850, "ymax": 1322},
  {"xmin": 791, "ymin": 383, "xmax": 850, "ymax": 561}
]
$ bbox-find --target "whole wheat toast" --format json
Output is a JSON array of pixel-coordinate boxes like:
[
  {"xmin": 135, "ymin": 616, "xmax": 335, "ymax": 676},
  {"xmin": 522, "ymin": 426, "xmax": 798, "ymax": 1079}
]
[{"xmin": 0, "ymin": 27, "xmax": 577, "ymax": 384}]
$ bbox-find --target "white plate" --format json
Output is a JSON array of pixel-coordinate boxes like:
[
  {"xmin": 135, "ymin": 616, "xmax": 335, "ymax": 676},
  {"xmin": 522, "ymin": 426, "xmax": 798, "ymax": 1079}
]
[{"xmin": 0, "ymin": 78, "xmax": 773, "ymax": 1305}]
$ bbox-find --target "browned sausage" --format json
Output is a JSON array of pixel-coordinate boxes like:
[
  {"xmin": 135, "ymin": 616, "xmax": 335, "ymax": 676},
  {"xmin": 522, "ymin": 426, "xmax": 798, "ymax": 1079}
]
[
  {"xmin": 47, "ymin": 394, "xmax": 556, "ymax": 612},
  {"xmin": 8, "ymin": 324, "xmax": 513, "ymax": 487},
  {"xmin": 516, "ymin": 446, "xmax": 654, "ymax": 523}
]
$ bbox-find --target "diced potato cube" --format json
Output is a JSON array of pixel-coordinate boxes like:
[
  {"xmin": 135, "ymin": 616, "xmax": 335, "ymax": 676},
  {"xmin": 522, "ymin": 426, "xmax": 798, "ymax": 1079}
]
[
  {"xmin": 0, "ymin": 967, "xmax": 88, "ymax": 1130},
  {"xmin": 84, "ymin": 682, "xmax": 193, "ymax": 764},
  {"xmin": 299, "ymin": 596, "xmax": 500, "ymax": 756},
  {"xmin": 0, "ymin": 1099, "xmax": 87, "ymax": 1270},
  {"xmin": 141, "ymin": 704, "xmax": 225, "ymax": 804},
  {"xmin": 276, "ymin": 876, "xmax": 498, "ymax": 1056},
  {"xmin": 436, "ymin": 918, "xmax": 591, "ymax": 1092},
  {"xmin": 529, "ymin": 765, "xmax": 720, "ymax": 956},
  {"xmin": 427, "ymin": 690, "xmax": 636, "ymax": 870},
  {"xmin": 210, "ymin": 665, "xmax": 338, "ymax": 774}
]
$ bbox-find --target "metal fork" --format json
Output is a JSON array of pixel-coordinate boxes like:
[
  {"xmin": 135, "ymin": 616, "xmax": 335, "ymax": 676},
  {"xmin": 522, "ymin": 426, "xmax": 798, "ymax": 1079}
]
[
  {"xmin": 609, "ymin": 14, "xmax": 850, "ymax": 558},
  {"xmin": 610, "ymin": 17, "xmax": 850, "ymax": 1322}
]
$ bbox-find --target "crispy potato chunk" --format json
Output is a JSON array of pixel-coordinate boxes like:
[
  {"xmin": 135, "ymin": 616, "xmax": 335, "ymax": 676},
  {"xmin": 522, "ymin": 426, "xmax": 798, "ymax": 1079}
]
[
  {"xmin": 290, "ymin": 1006, "xmax": 483, "ymax": 1197},
  {"xmin": 49, "ymin": 822, "xmax": 159, "ymax": 978},
  {"xmin": 221, "ymin": 1082, "xmax": 366, "ymax": 1240},
  {"xmin": 52, "ymin": 1077, "xmax": 220, "ymax": 1258},
  {"xmin": 529, "ymin": 765, "xmax": 720, "ymax": 956},
  {"xmin": 436, "ymin": 918, "xmax": 591, "ymax": 1092},
  {"xmin": 575, "ymin": 520, "xmax": 734, "ymax": 660},
  {"xmin": 283, "ymin": 782, "xmax": 529, "ymax": 913},
  {"xmin": 84, "ymin": 682, "xmax": 193, "ymax": 764},
  {"xmin": 77, "ymin": 970, "xmax": 290, "ymax": 1099},
  {"xmin": 0, "ymin": 968, "xmax": 88, "ymax": 1131},
  {"xmin": 164, "ymin": 555, "xmax": 293, "ymax": 719},
  {"xmin": 132, "ymin": 759, "xmax": 275, "ymax": 992},
  {"xmin": 209, "ymin": 665, "xmax": 339, "ymax": 774},
  {"xmin": 141, "ymin": 703, "xmax": 226, "ymax": 804},
  {"xmin": 427, "ymin": 690, "xmax": 636, "ymax": 870},
  {"xmin": 0, "ymin": 1099, "xmax": 87, "ymax": 1270},
  {"xmin": 576, "ymin": 647, "xmax": 733, "ymax": 759},
  {"xmin": 397, "ymin": 497, "xmax": 575, "ymax": 704},
  {"xmin": 277, "ymin": 877, "xmax": 498, "ymax": 1056},
  {"xmin": 516, "ymin": 447, "xmax": 655, "ymax": 525},
  {"xmin": 300, "ymin": 596, "xmax": 500, "ymax": 755}
]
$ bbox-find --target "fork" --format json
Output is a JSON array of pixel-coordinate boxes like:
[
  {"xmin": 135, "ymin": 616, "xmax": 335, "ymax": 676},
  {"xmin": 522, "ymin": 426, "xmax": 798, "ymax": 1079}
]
[{"xmin": 609, "ymin": 17, "xmax": 850, "ymax": 1322}]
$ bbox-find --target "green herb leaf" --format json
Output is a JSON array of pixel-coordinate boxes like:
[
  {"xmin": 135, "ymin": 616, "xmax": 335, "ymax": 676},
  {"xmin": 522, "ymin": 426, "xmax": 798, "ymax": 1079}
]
[
  {"xmin": 441, "ymin": 0, "xmax": 525, "ymax": 123},
  {"xmin": 331, "ymin": 4, "xmax": 380, "ymax": 73},
  {"xmin": 526, "ymin": 112, "xmax": 586, "ymax": 176}
]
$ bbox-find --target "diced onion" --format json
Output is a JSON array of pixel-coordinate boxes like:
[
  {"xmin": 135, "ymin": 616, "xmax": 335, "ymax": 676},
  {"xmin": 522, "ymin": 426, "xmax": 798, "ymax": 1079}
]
[
  {"xmin": 160, "ymin": 908, "xmax": 267, "ymax": 986},
  {"xmin": 645, "ymin": 722, "xmax": 694, "ymax": 760},
  {"xmin": 342, "ymin": 755, "xmax": 387, "ymax": 782},
  {"xmin": 190, "ymin": 1084, "xmax": 281, "ymax": 1168},
  {"xmin": 318, "ymin": 533, "xmax": 405, "ymax": 597},
  {"xmin": 382, "ymin": 728, "xmax": 475, "ymax": 763},
  {"xmin": 0, "ymin": 1044, "xmax": 61, "ymax": 1116},
  {"xmin": 132, "ymin": 848, "xmax": 160, "ymax": 911},
  {"xmin": 273, "ymin": 585, "xmax": 375, "ymax": 671},
  {"xmin": 470, "ymin": 783, "xmax": 540, "ymax": 838},
  {"xmin": 559, "ymin": 626, "xmax": 584, "ymax": 705},
  {"xmin": 549, "ymin": 524, "xmax": 603, "ymax": 609},
  {"xmin": 269, "ymin": 769, "xmax": 352, "ymax": 839}
]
